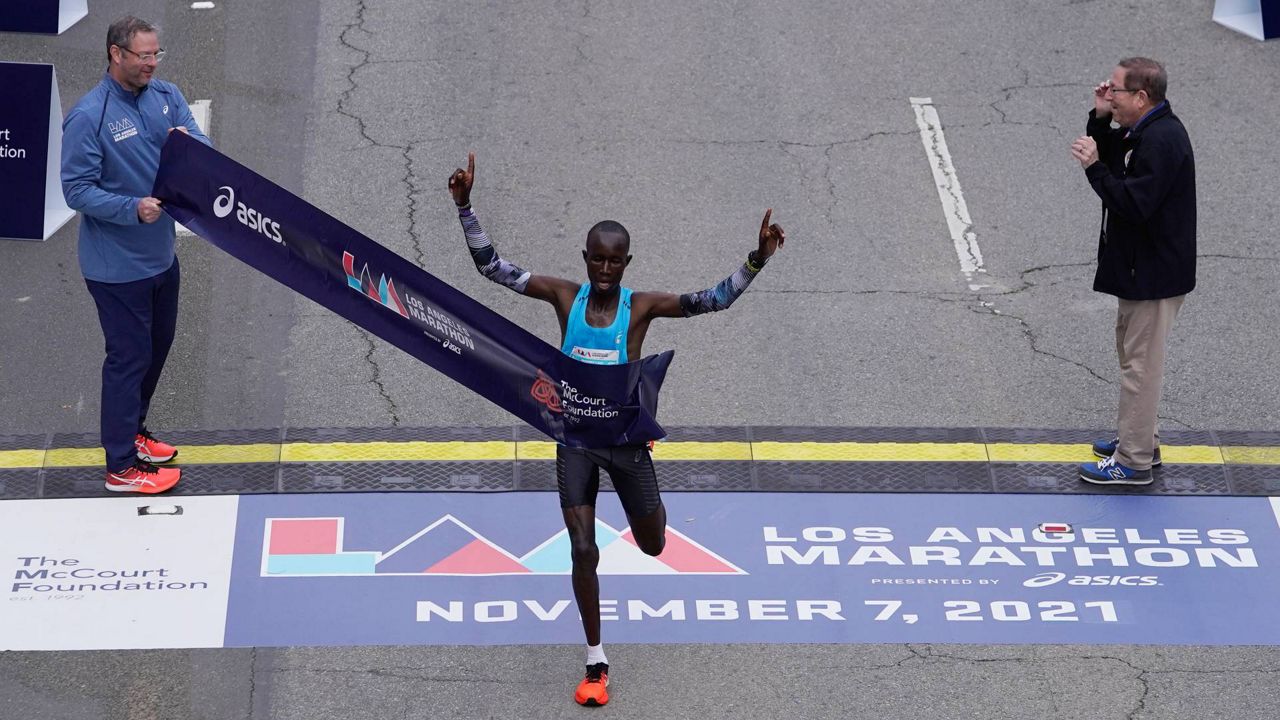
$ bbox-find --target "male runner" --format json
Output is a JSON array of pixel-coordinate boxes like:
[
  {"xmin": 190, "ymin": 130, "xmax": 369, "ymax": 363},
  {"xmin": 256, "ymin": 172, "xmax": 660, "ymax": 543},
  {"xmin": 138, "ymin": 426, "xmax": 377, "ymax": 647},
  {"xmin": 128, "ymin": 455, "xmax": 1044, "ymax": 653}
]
[{"xmin": 448, "ymin": 153, "xmax": 785, "ymax": 707}]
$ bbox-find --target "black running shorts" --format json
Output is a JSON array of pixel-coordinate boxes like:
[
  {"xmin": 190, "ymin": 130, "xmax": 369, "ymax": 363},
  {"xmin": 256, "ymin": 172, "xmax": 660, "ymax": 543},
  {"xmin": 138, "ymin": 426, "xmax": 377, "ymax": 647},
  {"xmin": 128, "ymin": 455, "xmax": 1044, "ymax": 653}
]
[{"xmin": 556, "ymin": 444, "xmax": 662, "ymax": 518}]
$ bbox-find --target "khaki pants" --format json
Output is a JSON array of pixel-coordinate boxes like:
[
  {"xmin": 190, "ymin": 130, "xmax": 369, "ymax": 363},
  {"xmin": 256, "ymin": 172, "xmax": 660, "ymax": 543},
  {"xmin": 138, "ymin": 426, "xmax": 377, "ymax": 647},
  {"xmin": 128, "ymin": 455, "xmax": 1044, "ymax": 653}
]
[{"xmin": 1114, "ymin": 295, "xmax": 1185, "ymax": 470}]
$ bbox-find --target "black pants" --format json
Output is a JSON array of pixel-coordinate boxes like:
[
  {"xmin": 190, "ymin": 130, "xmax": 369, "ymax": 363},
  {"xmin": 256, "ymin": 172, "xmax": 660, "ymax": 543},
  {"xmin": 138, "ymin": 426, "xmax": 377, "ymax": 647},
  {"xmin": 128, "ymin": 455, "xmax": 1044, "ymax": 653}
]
[
  {"xmin": 84, "ymin": 259, "xmax": 180, "ymax": 471},
  {"xmin": 556, "ymin": 444, "xmax": 661, "ymax": 517}
]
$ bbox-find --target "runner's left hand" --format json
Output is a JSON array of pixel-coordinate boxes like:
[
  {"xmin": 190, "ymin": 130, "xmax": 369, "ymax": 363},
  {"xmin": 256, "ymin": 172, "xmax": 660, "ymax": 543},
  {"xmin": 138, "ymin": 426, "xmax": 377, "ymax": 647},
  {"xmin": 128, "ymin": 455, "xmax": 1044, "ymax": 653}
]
[{"xmin": 449, "ymin": 152, "xmax": 475, "ymax": 207}]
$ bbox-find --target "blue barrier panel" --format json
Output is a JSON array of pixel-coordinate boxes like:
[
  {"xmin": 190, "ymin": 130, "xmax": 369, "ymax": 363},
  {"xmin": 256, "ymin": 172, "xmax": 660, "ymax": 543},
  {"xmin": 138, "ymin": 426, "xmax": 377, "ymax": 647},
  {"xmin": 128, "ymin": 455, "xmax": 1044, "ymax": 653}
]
[
  {"xmin": 0, "ymin": 0, "xmax": 87, "ymax": 35},
  {"xmin": 0, "ymin": 62, "xmax": 74, "ymax": 242},
  {"xmin": 1214, "ymin": 0, "xmax": 1280, "ymax": 39}
]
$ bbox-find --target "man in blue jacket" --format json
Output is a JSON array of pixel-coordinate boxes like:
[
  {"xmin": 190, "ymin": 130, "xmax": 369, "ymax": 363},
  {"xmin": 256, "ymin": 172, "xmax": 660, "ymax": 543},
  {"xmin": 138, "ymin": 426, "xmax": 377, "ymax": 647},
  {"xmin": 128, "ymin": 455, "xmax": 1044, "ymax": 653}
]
[
  {"xmin": 61, "ymin": 16, "xmax": 211, "ymax": 493},
  {"xmin": 1070, "ymin": 57, "xmax": 1196, "ymax": 486}
]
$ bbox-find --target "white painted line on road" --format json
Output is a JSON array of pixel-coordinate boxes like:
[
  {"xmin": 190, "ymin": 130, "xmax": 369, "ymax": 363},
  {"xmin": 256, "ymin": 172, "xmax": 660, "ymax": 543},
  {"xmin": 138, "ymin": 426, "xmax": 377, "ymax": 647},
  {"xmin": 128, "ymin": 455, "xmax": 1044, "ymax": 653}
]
[
  {"xmin": 177, "ymin": 100, "xmax": 212, "ymax": 238},
  {"xmin": 189, "ymin": 99, "xmax": 211, "ymax": 134},
  {"xmin": 909, "ymin": 96, "xmax": 988, "ymax": 291},
  {"xmin": 192, "ymin": 2, "xmax": 216, "ymax": 9}
]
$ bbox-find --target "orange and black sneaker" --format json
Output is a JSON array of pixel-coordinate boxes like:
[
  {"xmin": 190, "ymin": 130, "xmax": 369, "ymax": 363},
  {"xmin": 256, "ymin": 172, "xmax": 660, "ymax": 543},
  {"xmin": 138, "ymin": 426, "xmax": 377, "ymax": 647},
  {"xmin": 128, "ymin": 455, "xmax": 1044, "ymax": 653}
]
[
  {"xmin": 574, "ymin": 663, "xmax": 609, "ymax": 707},
  {"xmin": 135, "ymin": 429, "xmax": 178, "ymax": 463},
  {"xmin": 105, "ymin": 460, "xmax": 181, "ymax": 494}
]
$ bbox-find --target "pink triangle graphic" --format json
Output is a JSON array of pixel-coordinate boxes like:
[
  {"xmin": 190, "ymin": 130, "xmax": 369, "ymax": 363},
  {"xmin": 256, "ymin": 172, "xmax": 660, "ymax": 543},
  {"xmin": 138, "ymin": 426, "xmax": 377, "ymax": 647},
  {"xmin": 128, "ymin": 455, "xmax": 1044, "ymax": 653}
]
[
  {"xmin": 385, "ymin": 278, "xmax": 409, "ymax": 318},
  {"xmin": 425, "ymin": 538, "xmax": 531, "ymax": 574},
  {"xmin": 620, "ymin": 527, "xmax": 745, "ymax": 574}
]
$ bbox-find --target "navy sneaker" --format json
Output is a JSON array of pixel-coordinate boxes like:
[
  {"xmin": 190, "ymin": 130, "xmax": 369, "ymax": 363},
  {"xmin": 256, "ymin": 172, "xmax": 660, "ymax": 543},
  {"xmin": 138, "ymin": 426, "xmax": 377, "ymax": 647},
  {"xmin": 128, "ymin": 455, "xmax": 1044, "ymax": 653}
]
[
  {"xmin": 1092, "ymin": 437, "xmax": 1161, "ymax": 467},
  {"xmin": 1080, "ymin": 456, "xmax": 1153, "ymax": 486}
]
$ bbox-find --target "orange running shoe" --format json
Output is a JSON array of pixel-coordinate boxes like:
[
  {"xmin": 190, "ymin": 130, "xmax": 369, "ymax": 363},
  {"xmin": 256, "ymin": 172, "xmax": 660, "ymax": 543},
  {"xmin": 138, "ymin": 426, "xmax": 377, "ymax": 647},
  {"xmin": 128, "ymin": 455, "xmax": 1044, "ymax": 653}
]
[
  {"xmin": 106, "ymin": 461, "xmax": 181, "ymax": 494},
  {"xmin": 574, "ymin": 663, "xmax": 609, "ymax": 707},
  {"xmin": 135, "ymin": 429, "xmax": 178, "ymax": 463}
]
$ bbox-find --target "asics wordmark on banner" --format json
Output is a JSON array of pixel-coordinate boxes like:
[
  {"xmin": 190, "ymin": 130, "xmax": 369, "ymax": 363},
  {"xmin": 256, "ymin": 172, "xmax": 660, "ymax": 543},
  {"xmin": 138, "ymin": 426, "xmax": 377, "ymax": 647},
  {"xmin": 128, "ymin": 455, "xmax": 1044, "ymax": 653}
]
[{"xmin": 213, "ymin": 185, "xmax": 284, "ymax": 244}]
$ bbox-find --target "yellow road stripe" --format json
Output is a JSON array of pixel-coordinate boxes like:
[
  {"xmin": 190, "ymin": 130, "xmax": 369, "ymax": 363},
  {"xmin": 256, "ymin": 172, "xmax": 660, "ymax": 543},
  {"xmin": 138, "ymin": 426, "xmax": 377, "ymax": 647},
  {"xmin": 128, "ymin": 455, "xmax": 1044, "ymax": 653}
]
[
  {"xmin": 752, "ymin": 442, "xmax": 989, "ymax": 462},
  {"xmin": 986, "ymin": 443, "xmax": 1092, "ymax": 463},
  {"xmin": 1159, "ymin": 446, "xmax": 1223, "ymax": 464},
  {"xmin": 280, "ymin": 441, "xmax": 515, "ymax": 463},
  {"xmin": 653, "ymin": 442, "xmax": 753, "ymax": 461},
  {"xmin": 516, "ymin": 442, "xmax": 556, "ymax": 460},
  {"xmin": 516, "ymin": 442, "xmax": 754, "ymax": 461},
  {"xmin": 1221, "ymin": 446, "xmax": 1280, "ymax": 465},
  {"xmin": 14, "ymin": 439, "xmax": 1280, "ymax": 467},
  {"xmin": 983, "ymin": 444, "xmax": 1225, "ymax": 465},
  {"xmin": 0, "ymin": 449, "xmax": 46, "ymax": 469},
  {"xmin": 44, "ymin": 448, "xmax": 106, "ymax": 467},
  {"xmin": 180, "ymin": 444, "xmax": 281, "ymax": 464}
]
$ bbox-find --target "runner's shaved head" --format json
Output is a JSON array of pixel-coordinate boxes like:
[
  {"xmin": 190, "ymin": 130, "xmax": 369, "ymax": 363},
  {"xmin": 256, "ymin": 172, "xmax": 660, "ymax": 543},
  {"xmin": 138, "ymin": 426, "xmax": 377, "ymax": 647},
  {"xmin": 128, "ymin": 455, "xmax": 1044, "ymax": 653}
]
[{"xmin": 586, "ymin": 220, "xmax": 630, "ymax": 251}]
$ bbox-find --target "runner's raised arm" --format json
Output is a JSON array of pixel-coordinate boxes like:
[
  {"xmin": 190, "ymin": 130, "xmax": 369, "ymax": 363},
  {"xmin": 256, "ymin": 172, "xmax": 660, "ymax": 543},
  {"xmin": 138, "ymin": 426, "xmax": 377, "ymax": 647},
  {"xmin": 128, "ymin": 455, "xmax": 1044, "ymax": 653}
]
[{"xmin": 448, "ymin": 153, "xmax": 577, "ymax": 313}]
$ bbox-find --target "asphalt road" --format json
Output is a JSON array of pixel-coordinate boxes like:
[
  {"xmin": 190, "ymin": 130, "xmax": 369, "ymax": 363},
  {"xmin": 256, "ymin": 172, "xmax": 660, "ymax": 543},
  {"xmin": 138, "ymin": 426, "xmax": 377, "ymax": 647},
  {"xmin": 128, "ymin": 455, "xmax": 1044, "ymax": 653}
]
[{"xmin": 2, "ymin": 0, "xmax": 1279, "ymax": 718}]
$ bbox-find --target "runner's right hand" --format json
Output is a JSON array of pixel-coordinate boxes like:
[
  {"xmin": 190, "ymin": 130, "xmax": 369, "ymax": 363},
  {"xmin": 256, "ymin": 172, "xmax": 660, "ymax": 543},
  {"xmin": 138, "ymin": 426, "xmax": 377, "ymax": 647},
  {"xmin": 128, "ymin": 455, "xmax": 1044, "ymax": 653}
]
[{"xmin": 449, "ymin": 152, "xmax": 475, "ymax": 207}]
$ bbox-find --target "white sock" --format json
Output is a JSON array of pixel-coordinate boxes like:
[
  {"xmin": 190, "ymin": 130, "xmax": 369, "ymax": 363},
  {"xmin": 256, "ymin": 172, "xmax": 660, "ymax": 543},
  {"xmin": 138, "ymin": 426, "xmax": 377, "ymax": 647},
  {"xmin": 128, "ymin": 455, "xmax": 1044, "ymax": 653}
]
[{"xmin": 586, "ymin": 643, "xmax": 608, "ymax": 666}]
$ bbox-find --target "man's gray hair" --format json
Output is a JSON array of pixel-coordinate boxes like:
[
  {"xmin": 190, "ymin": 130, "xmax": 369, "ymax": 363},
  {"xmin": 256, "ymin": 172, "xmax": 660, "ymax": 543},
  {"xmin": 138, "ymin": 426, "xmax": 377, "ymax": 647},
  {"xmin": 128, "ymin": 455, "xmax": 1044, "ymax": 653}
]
[
  {"xmin": 106, "ymin": 16, "xmax": 159, "ymax": 63},
  {"xmin": 1118, "ymin": 57, "xmax": 1167, "ymax": 104}
]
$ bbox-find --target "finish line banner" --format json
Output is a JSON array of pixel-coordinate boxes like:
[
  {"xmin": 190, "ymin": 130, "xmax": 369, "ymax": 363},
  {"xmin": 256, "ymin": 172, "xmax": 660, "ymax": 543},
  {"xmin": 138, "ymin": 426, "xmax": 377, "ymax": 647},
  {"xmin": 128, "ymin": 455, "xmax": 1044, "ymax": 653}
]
[
  {"xmin": 4, "ymin": 492, "xmax": 1280, "ymax": 650},
  {"xmin": 152, "ymin": 133, "xmax": 671, "ymax": 447}
]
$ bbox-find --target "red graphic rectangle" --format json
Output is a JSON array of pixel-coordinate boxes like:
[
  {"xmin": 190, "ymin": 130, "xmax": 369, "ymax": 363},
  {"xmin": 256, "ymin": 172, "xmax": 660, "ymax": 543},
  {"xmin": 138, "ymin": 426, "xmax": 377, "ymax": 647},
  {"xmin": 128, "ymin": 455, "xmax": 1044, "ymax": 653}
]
[{"xmin": 268, "ymin": 518, "xmax": 340, "ymax": 555}]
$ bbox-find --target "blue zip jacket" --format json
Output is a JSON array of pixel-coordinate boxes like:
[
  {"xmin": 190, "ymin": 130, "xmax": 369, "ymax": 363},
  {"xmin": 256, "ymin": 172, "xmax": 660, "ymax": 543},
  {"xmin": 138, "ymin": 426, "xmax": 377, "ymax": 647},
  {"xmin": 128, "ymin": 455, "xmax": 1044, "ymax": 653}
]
[{"xmin": 61, "ymin": 73, "xmax": 211, "ymax": 283}]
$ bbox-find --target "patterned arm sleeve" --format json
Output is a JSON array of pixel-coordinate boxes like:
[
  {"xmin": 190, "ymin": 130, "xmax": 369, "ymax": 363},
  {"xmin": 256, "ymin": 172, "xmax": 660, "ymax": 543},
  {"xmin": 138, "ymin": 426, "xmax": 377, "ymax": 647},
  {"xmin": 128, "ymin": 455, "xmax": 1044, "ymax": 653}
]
[
  {"xmin": 678, "ymin": 257, "xmax": 763, "ymax": 317},
  {"xmin": 457, "ymin": 204, "xmax": 531, "ymax": 294}
]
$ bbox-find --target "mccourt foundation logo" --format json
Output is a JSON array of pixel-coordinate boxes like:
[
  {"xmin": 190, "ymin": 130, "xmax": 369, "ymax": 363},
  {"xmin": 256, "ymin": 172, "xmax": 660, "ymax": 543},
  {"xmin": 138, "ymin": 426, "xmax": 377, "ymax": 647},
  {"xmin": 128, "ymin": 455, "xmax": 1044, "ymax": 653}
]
[{"xmin": 530, "ymin": 370, "xmax": 563, "ymax": 413}]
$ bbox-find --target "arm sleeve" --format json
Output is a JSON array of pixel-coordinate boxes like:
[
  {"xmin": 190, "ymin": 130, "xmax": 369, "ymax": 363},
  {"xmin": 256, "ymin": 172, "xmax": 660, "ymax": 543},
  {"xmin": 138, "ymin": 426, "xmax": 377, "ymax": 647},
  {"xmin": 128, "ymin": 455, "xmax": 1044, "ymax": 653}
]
[
  {"xmin": 678, "ymin": 261, "xmax": 760, "ymax": 317},
  {"xmin": 457, "ymin": 205, "xmax": 531, "ymax": 294},
  {"xmin": 60, "ymin": 109, "xmax": 140, "ymax": 225},
  {"xmin": 1084, "ymin": 135, "xmax": 1187, "ymax": 223}
]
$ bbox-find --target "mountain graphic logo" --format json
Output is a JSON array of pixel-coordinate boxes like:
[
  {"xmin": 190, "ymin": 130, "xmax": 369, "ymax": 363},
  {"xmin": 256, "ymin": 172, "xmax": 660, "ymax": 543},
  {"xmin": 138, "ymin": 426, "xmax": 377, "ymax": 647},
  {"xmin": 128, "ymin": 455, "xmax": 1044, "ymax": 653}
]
[
  {"xmin": 261, "ymin": 514, "xmax": 746, "ymax": 577},
  {"xmin": 342, "ymin": 251, "xmax": 409, "ymax": 318}
]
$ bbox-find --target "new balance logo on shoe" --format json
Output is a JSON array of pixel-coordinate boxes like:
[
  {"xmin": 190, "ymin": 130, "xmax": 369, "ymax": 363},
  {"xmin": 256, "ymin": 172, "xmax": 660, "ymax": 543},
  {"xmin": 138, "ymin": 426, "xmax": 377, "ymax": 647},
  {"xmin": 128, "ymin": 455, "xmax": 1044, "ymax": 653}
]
[{"xmin": 1079, "ymin": 456, "xmax": 1153, "ymax": 486}]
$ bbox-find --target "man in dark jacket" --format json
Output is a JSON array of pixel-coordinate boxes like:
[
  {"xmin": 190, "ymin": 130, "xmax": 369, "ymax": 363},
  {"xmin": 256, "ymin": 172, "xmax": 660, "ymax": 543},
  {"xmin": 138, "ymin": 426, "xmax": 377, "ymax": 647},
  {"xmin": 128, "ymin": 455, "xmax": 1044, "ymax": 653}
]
[{"xmin": 1070, "ymin": 57, "xmax": 1195, "ymax": 486}]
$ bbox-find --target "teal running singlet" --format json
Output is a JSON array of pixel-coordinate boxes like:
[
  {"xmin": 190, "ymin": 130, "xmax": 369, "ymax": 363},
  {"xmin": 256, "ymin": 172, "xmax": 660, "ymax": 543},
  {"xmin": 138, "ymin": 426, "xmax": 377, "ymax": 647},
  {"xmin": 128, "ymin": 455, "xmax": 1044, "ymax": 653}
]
[
  {"xmin": 560, "ymin": 283, "xmax": 631, "ymax": 365},
  {"xmin": 555, "ymin": 283, "xmax": 658, "ymax": 515}
]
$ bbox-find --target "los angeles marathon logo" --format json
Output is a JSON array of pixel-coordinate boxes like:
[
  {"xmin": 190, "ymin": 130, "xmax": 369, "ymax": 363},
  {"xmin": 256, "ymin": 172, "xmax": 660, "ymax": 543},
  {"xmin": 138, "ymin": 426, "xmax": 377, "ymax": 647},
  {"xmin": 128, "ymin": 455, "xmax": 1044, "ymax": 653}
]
[
  {"xmin": 107, "ymin": 117, "xmax": 138, "ymax": 143},
  {"xmin": 342, "ymin": 251, "xmax": 474, "ymax": 353},
  {"xmin": 260, "ymin": 514, "xmax": 745, "ymax": 577}
]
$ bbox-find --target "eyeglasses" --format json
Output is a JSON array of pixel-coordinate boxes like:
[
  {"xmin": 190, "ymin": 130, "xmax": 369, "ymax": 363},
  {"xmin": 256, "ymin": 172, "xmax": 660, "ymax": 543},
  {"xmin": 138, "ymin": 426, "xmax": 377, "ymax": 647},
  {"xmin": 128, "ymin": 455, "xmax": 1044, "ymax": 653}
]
[
  {"xmin": 1106, "ymin": 87, "xmax": 1139, "ymax": 95},
  {"xmin": 116, "ymin": 46, "xmax": 166, "ymax": 63}
]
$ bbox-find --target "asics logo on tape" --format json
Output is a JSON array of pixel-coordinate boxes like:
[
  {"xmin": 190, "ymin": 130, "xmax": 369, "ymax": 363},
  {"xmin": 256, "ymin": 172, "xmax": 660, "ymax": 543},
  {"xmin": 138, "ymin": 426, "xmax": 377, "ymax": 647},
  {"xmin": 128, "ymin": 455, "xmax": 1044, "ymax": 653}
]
[
  {"xmin": 1023, "ymin": 572, "xmax": 1066, "ymax": 588},
  {"xmin": 1024, "ymin": 572, "xmax": 1159, "ymax": 588},
  {"xmin": 213, "ymin": 185, "xmax": 284, "ymax": 244},
  {"xmin": 213, "ymin": 186, "xmax": 235, "ymax": 218}
]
